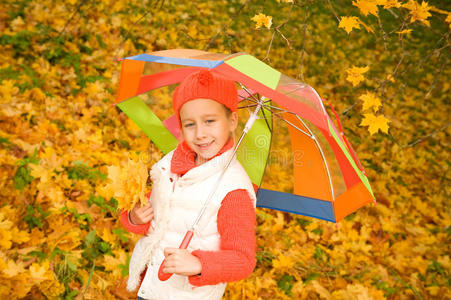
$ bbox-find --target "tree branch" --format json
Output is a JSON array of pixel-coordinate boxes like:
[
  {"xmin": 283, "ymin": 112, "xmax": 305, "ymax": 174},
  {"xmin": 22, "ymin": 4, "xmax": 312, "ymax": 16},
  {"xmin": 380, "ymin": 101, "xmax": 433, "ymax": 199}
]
[{"xmin": 403, "ymin": 122, "xmax": 451, "ymax": 148}]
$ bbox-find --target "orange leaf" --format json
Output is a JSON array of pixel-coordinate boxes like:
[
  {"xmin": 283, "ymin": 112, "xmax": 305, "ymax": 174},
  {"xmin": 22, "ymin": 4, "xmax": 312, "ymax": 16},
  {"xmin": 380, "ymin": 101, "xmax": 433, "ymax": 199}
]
[
  {"xmin": 251, "ymin": 13, "xmax": 273, "ymax": 29},
  {"xmin": 359, "ymin": 91, "xmax": 382, "ymax": 112},
  {"xmin": 403, "ymin": 0, "xmax": 432, "ymax": 26},
  {"xmin": 345, "ymin": 65, "xmax": 369, "ymax": 86},
  {"xmin": 360, "ymin": 113, "xmax": 390, "ymax": 135},
  {"xmin": 353, "ymin": 0, "xmax": 379, "ymax": 17},
  {"xmin": 339, "ymin": 16, "xmax": 361, "ymax": 33}
]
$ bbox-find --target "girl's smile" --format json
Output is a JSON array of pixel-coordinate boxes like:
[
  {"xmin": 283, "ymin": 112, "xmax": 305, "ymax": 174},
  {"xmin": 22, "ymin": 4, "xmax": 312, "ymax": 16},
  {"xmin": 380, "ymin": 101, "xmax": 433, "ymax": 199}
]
[{"xmin": 179, "ymin": 98, "xmax": 238, "ymax": 165}]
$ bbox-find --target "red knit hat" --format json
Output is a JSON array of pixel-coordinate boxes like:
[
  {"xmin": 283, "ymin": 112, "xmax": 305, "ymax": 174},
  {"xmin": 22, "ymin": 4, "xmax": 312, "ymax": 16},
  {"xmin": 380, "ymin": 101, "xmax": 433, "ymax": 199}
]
[{"xmin": 172, "ymin": 69, "xmax": 238, "ymax": 127}]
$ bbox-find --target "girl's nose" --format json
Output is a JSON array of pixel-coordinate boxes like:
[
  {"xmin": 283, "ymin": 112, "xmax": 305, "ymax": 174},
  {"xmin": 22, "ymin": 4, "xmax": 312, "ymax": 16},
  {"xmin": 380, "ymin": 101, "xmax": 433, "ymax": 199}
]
[{"xmin": 195, "ymin": 124, "xmax": 207, "ymax": 138}]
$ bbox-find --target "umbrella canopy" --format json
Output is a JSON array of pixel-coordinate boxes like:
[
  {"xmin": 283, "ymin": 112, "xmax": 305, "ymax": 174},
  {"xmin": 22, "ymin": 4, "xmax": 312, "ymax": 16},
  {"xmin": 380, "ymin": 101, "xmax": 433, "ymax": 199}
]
[{"xmin": 114, "ymin": 49, "xmax": 375, "ymax": 223}]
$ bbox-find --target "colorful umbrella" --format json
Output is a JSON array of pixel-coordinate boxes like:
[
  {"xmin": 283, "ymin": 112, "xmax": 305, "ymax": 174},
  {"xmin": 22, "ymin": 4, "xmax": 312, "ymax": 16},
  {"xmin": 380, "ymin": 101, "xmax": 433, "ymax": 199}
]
[{"xmin": 113, "ymin": 49, "xmax": 375, "ymax": 224}]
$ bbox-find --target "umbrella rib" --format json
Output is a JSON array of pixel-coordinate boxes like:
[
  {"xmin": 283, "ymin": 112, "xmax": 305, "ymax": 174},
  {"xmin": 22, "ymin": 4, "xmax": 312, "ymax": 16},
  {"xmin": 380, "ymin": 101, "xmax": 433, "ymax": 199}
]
[
  {"xmin": 259, "ymin": 100, "xmax": 273, "ymax": 133},
  {"xmin": 238, "ymin": 83, "xmax": 260, "ymax": 103},
  {"xmin": 260, "ymin": 103, "xmax": 318, "ymax": 138},
  {"xmin": 238, "ymin": 84, "xmax": 273, "ymax": 132},
  {"xmin": 238, "ymin": 94, "xmax": 258, "ymax": 103},
  {"xmin": 238, "ymin": 103, "xmax": 258, "ymax": 109},
  {"xmin": 238, "ymin": 101, "xmax": 273, "ymax": 132},
  {"xmin": 261, "ymin": 105, "xmax": 312, "ymax": 138},
  {"xmin": 280, "ymin": 85, "xmax": 306, "ymax": 97}
]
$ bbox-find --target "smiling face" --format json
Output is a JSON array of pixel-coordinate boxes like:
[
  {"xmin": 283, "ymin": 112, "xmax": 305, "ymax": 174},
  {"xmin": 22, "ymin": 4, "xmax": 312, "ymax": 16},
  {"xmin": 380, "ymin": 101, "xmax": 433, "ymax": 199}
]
[{"xmin": 179, "ymin": 98, "xmax": 238, "ymax": 165}]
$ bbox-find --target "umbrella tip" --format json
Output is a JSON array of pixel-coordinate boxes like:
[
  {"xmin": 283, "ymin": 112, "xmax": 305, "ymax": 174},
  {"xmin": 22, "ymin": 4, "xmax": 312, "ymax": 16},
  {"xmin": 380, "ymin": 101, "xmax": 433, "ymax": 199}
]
[{"xmin": 117, "ymin": 57, "xmax": 124, "ymax": 62}]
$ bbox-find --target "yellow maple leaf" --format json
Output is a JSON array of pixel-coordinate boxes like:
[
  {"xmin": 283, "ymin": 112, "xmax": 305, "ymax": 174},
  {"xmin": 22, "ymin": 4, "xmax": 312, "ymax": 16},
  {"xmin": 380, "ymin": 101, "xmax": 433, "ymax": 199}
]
[
  {"xmin": 29, "ymin": 261, "xmax": 52, "ymax": 281},
  {"xmin": 28, "ymin": 87, "xmax": 46, "ymax": 101},
  {"xmin": 437, "ymin": 255, "xmax": 451, "ymax": 270},
  {"xmin": 0, "ymin": 212, "xmax": 13, "ymax": 250},
  {"xmin": 345, "ymin": 65, "xmax": 369, "ymax": 86},
  {"xmin": 359, "ymin": 91, "xmax": 382, "ymax": 112},
  {"xmin": 403, "ymin": 0, "xmax": 432, "ymax": 26},
  {"xmin": 426, "ymin": 286, "xmax": 440, "ymax": 296},
  {"xmin": 310, "ymin": 280, "xmax": 332, "ymax": 299},
  {"xmin": 353, "ymin": 0, "xmax": 379, "ymax": 17},
  {"xmin": 446, "ymin": 13, "xmax": 451, "ymax": 29},
  {"xmin": 29, "ymin": 164, "xmax": 52, "ymax": 184},
  {"xmin": 3, "ymin": 260, "xmax": 26, "ymax": 278},
  {"xmin": 99, "ymin": 227, "xmax": 116, "ymax": 244},
  {"xmin": 40, "ymin": 280, "xmax": 66, "ymax": 298},
  {"xmin": 251, "ymin": 13, "xmax": 273, "ymax": 29},
  {"xmin": 376, "ymin": 0, "xmax": 401, "ymax": 9},
  {"xmin": 305, "ymin": 221, "xmax": 318, "ymax": 232},
  {"xmin": 85, "ymin": 81, "xmax": 103, "ymax": 97},
  {"xmin": 360, "ymin": 113, "xmax": 390, "ymax": 135},
  {"xmin": 272, "ymin": 254, "xmax": 296, "ymax": 269},
  {"xmin": 339, "ymin": 16, "xmax": 361, "ymax": 33},
  {"xmin": 101, "ymin": 157, "xmax": 148, "ymax": 211},
  {"xmin": 102, "ymin": 249, "xmax": 127, "ymax": 279},
  {"xmin": 332, "ymin": 283, "xmax": 379, "ymax": 299},
  {"xmin": 0, "ymin": 80, "xmax": 19, "ymax": 103},
  {"xmin": 271, "ymin": 211, "xmax": 285, "ymax": 233},
  {"xmin": 276, "ymin": 0, "xmax": 294, "ymax": 3},
  {"xmin": 10, "ymin": 227, "xmax": 30, "ymax": 244}
]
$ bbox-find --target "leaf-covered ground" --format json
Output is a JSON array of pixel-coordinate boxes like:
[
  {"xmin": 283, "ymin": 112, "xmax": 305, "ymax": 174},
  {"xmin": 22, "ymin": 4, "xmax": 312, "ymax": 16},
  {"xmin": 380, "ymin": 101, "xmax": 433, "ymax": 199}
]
[{"xmin": 0, "ymin": 0, "xmax": 449, "ymax": 299}]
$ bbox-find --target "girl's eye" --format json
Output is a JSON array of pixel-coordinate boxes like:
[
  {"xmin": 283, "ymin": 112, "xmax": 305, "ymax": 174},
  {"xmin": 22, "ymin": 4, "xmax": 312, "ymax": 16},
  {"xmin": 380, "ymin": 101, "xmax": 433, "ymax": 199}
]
[
  {"xmin": 184, "ymin": 123, "xmax": 194, "ymax": 128},
  {"xmin": 206, "ymin": 119, "xmax": 215, "ymax": 124}
]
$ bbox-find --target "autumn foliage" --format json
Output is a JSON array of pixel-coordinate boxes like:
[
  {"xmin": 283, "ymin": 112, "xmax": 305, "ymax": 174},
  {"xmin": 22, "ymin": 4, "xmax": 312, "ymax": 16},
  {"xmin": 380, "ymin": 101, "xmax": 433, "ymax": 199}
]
[{"xmin": 0, "ymin": 0, "xmax": 450, "ymax": 299}]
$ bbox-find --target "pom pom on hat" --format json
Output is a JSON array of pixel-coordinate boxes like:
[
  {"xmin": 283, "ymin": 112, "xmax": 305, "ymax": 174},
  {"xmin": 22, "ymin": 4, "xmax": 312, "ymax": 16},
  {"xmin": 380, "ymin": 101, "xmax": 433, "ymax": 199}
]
[
  {"xmin": 197, "ymin": 69, "xmax": 214, "ymax": 86},
  {"xmin": 173, "ymin": 69, "xmax": 238, "ymax": 127}
]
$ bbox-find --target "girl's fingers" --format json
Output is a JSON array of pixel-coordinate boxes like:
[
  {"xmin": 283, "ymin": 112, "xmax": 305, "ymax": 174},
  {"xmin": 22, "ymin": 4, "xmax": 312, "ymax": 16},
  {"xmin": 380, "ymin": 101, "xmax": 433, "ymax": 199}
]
[
  {"xmin": 140, "ymin": 208, "xmax": 153, "ymax": 216},
  {"xmin": 141, "ymin": 209, "xmax": 154, "ymax": 219},
  {"xmin": 142, "ymin": 214, "xmax": 154, "ymax": 223},
  {"xmin": 163, "ymin": 247, "xmax": 179, "ymax": 257},
  {"xmin": 137, "ymin": 206, "xmax": 153, "ymax": 214},
  {"xmin": 135, "ymin": 206, "xmax": 152, "ymax": 216},
  {"xmin": 143, "ymin": 206, "xmax": 154, "ymax": 214},
  {"xmin": 136, "ymin": 204, "xmax": 150, "ymax": 210},
  {"xmin": 132, "ymin": 211, "xmax": 153, "ymax": 224}
]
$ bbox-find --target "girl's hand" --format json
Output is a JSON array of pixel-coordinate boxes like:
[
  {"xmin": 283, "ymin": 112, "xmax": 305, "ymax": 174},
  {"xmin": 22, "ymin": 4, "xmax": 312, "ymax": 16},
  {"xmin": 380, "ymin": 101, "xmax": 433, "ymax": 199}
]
[
  {"xmin": 163, "ymin": 248, "xmax": 202, "ymax": 276},
  {"xmin": 129, "ymin": 203, "xmax": 154, "ymax": 225}
]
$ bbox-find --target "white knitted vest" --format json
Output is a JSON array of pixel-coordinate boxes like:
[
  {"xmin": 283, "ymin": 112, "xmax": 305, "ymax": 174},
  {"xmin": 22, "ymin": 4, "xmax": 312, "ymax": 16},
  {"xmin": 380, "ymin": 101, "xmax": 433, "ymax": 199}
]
[{"xmin": 127, "ymin": 148, "xmax": 256, "ymax": 300}]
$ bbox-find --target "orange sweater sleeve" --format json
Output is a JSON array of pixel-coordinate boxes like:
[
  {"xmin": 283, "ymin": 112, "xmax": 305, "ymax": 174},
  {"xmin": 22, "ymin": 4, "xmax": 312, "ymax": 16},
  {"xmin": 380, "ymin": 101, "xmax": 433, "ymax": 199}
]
[
  {"xmin": 188, "ymin": 189, "xmax": 256, "ymax": 286},
  {"xmin": 119, "ymin": 191, "xmax": 152, "ymax": 235}
]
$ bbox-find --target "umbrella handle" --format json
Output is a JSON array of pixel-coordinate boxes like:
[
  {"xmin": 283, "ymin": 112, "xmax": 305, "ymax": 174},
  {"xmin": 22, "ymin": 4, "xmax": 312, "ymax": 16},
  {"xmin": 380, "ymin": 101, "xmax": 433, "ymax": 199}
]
[{"xmin": 158, "ymin": 230, "xmax": 194, "ymax": 281}]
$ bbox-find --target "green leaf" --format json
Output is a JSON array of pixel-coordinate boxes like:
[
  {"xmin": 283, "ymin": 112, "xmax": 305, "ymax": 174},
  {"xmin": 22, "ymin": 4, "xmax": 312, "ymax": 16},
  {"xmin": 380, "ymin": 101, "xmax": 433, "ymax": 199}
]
[
  {"xmin": 24, "ymin": 204, "xmax": 49, "ymax": 229},
  {"xmin": 66, "ymin": 162, "xmax": 106, "ymax": 181},
  {"xmin": 98, "ymin": 241, "xmax": 111, "ymax": 254},
  {"xmin": 87, "ymin": 194, "xmax": 116, "ymax": 214},
  {"xmin": 304, "ymin": 273, "xmax": 320, "ymax": 284},
  {"xmin": 27, "ymin": 250, "xmax": 47, "ymax": 261},
  {"xmin": 314, "ymin": 246, "xmax": 324, "ymax": 260},
  {"xmin": 118, "ymin": 253, "xmax": 130, "ymax": 277},
  {"xmin": 296, "ymin": 217, "xmax": 312, "ymax": 227},
  {"xmin": 95, "ymin": 34, "xmax": 106, "ymax": 48},
  {"xmin": 67, "ymin": 259, "xmax": 78, "ymax": 273},
  {"xmin": 277, "ymin": 274, "xmax": 295, "ymax": 296},
  {"xmin": 112, "ymin": 228, "xmax": 130, "ymax": 242},
  {"xmin": 13, "ymin": 148, "xmax": 40, "ymax": 190},
  {"xmin": 312, "ymin": 228, "xmax": 323, "ymax": 235},
  {"xmin": 85, "ymin": 230, "xmax": 97, "ymax": 247}
]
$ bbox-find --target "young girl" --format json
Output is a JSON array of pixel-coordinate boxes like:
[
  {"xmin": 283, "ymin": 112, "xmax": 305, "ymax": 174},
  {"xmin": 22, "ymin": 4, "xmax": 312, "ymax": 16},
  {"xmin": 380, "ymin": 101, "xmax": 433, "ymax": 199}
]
[{"xmin": 120, "ymin": 69, "xmax": 257, "ymax": 300}]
